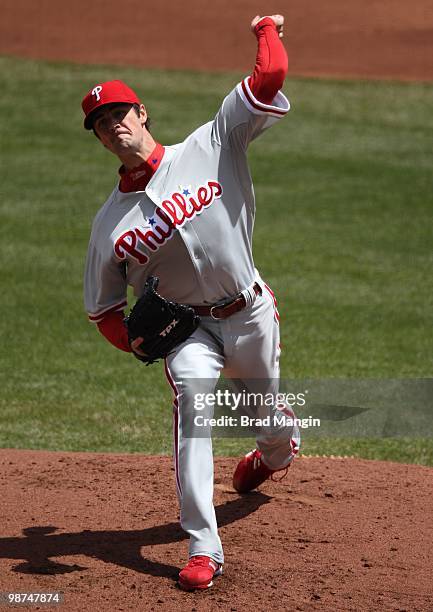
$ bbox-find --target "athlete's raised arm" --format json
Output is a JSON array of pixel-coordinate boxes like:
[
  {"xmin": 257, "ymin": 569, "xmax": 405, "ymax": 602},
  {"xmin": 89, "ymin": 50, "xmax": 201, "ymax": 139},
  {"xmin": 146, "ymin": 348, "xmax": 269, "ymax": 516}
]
[{"xmin": 249, "ymin": 14, "xmax": 288, "ymax": 105}]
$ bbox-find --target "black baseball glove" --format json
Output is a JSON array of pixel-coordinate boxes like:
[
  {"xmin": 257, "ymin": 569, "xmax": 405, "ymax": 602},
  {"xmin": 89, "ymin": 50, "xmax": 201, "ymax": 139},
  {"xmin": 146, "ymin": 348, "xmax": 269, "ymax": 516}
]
[{"xmin": 126, "ymin": 276, "xmax": 200, "ymax": 365}]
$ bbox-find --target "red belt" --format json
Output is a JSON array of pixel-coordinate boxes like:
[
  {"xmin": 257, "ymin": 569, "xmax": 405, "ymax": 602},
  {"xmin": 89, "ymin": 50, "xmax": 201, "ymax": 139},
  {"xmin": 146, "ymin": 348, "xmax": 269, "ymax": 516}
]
[{"xmin": 190, "ymin": 283, "xmax": 261, "ymax": 320}]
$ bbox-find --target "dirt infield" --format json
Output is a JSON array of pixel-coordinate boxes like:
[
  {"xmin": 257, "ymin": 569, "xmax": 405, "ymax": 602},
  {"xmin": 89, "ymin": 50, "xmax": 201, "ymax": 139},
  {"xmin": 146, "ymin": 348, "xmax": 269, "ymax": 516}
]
[
  {"xmin": 0, "ymin": 449, "xmax": 432, "ymax": 611},
  {"xmin": 1, "ymin": 0, "xmax": 433, "ymax": 80}
]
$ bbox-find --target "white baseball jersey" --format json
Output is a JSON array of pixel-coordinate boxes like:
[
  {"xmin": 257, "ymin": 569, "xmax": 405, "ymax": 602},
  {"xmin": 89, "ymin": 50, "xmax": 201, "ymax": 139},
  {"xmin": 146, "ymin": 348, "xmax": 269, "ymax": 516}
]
[{"xmin": 84, "ymin": 77, "xmax": 290, "ymax": 323}]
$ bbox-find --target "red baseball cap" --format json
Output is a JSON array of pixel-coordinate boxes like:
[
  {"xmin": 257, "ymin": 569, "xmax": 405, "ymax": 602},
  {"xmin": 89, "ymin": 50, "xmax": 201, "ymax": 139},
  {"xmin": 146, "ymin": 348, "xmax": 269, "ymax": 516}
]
[{"xmin": 81, "ymin": 80, "xmax": 140, "ymax": 130}]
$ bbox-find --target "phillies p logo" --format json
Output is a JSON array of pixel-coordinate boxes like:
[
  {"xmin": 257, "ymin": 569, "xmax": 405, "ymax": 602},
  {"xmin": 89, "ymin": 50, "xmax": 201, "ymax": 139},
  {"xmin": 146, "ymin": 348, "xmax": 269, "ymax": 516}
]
[{"xmin": 92, "ymin": 85, "xmax": 103, "ymax": 101}]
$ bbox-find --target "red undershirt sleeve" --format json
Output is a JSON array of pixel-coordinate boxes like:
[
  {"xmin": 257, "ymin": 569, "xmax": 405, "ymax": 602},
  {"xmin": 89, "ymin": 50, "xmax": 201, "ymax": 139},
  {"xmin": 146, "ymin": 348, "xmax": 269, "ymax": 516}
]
[
  {"xmin": 97, "ymin": 311, "xmax": 131, "ymax": 353},
  {"xmin": 249, "ymin": 17, "xmax": 289, "ymax": 105}
]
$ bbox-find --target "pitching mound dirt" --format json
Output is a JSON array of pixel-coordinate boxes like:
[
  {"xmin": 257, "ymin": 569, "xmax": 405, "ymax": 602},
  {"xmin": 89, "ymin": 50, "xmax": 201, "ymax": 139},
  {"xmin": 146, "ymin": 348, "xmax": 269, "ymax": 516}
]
[{"xmin": 0, "ymin": 449, "xmax": 432, "ymax": 611}]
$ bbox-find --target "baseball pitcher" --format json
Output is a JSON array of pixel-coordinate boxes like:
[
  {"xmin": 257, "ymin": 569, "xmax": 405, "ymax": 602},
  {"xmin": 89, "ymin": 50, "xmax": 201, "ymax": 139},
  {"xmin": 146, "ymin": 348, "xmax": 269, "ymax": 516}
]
[{"xmin": 82, "ymin": 14, "xmax": 300, "ymax": 591}]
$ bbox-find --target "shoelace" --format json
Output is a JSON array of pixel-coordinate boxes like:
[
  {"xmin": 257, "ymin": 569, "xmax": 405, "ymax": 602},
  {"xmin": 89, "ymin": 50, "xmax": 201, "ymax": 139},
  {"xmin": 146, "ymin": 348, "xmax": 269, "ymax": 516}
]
[
  {"xmin": 270, "ymin": 467, "xmax": 289, "ymax": 482},
  {"xmin": 188, "ymin": 556, "xmax": 217, "ymax": 569},
  {"xmin": 253, "ymin": 450, "xmax": 289, "ymax": 482}
]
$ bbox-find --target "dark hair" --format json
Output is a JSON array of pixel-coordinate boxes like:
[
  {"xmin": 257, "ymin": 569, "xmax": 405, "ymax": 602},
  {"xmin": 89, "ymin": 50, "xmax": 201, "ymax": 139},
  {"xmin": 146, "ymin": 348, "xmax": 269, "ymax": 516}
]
[{"xmin": 92, "ymin": 103, "xmax": 151, "ymax": 137}]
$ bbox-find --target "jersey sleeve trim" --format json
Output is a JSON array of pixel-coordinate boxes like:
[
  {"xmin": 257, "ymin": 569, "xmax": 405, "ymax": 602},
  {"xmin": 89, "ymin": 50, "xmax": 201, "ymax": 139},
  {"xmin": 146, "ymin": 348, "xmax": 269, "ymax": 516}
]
[
  {"xmin": 237, "ymin": 76, "xmax": 290, "ymax": 117},
  {"xmin": 87, "ymin": 299, "xmax": 128, "ymax": 324}
]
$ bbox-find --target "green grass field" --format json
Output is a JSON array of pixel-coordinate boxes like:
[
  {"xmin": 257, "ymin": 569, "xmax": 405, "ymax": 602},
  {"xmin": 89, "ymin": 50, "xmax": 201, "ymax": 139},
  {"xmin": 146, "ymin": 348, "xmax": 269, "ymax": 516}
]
[{"xmin": 1, "ymin": 56, "xmax": 432, "ymax": 463}]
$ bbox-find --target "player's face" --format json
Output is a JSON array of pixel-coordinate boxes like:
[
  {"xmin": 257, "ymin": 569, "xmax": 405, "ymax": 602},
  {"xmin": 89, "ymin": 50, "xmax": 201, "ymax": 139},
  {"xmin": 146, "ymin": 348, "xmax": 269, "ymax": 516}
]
[{"xmin": 93, "ymin": 103, "xmax": 147, "ymax": 156}]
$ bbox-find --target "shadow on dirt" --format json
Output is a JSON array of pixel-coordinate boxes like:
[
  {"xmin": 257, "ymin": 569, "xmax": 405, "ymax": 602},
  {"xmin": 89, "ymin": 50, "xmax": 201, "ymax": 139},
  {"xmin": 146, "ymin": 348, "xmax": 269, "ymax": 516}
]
[{"xmin": 0, "ymin": 493, "xmax": 271, "ymax": 579}]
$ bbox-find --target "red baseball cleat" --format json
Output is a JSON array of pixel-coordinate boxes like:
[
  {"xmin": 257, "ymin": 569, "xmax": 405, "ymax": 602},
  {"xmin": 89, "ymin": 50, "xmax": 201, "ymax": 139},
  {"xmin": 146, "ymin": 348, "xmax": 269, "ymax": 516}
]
[
  {"xmin": 232, "ymin": 449, "xmax": 289, "ymax": 493},
  {"xmin": 178, "ymin": 556, "xmax": 223, "ymax": 591}
]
